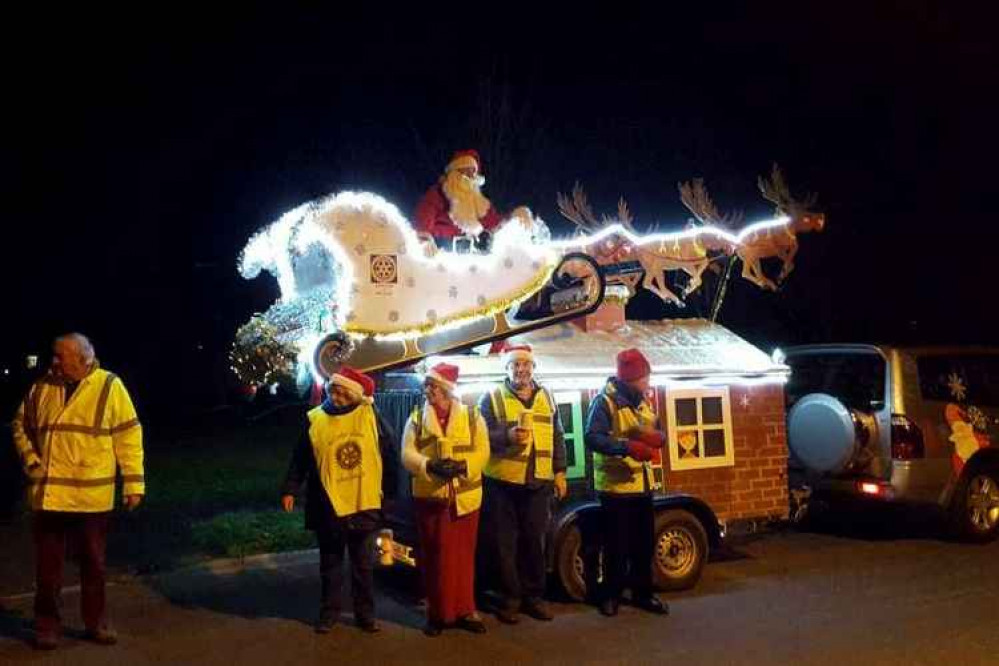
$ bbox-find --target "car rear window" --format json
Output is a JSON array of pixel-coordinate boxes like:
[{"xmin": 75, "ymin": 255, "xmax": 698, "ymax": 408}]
[
  {"xmin": 786, "ymin": 351, "xmax": 886, "ymax": 411},
  {"xmin": 917, "ymin": 354, "xmax": 999, "ymax": 407}
]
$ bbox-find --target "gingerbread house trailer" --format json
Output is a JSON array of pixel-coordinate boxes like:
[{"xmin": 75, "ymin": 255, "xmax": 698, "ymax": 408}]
[{"xmin": 417, "ymin": 311, "xmax": 790, "ymax": 598}]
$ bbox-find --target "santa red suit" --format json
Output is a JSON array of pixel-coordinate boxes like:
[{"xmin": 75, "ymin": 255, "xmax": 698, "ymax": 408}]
[{"xmin": 413, "ymin": 149, "xmax": 503, "ymax": 242}]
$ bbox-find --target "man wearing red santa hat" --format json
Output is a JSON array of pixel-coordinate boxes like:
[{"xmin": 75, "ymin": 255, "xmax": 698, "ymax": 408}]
[
  {"xmin": 413, "ymin": 149, "xmax": 529, "ymax": 251},
  {"xmin": 281, "ymin": 366, "xmax": 398, "ymax": 634},
  {"xmin": 584, "ymin": 348, "xmax": 669, "ymax": 618},
  {"xmin": 479, "ymin": 343, "xmax": 568, "ymax": 624},
  {"xmin": 402, "ymin": 362, "xmax": 490, "ymax": 636}
]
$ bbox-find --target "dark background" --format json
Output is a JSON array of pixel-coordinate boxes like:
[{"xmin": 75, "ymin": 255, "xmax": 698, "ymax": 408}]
[{"xmin": 2, "ymin": 2, "xmax": 996, "ymax": 419}]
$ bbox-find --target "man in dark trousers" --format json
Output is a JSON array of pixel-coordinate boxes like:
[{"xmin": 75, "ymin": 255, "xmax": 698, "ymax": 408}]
[
  {"xmin": 281, "ymin": 366, "xmax": 398, "ymax": 634},
  {"xmin": 584, "ymin": 348, "xmax": 669, "ymax": 617},
  {"xmin": 479, "ymin": 344, "xmax": 567, "ymax": 624}
]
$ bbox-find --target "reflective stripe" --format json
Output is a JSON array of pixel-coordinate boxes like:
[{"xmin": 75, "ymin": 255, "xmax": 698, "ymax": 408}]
[
  {"xmin": 535, "ymin": 451, "xmax": 553, "ymax": 459},
  {"xmin": 39, "ymin": 476, "xmax": 117, "ymax": 488},
  {"xmin": 457, "ymin": 479, "xmax": 482, "ymax": 493},
  {"xmin": 501, "ymin": 453, "xmax": 530, "ymax": 463},
  {"xmin": 93, "ymin": 373, "xmax": 117, "ymax": 429},
  {"xmin": 121, "ymin": 474, "xmax": 145, "ymax": 483},
  {"xmin": 416, "ymin": 436, "xmax": 437, "ymax": 451},
  {"xmin": 39, "ymin": 424, "xmax": 113, "ymax": 436},
  {"xmin": 532, "ymin": 414, "xmax": 552, "ymax": 425},
  {"xmin": 111, "ymin": 418, "xmax": 140, "ymax": 434},
  {"xmin": 451, "ymin": 445, "xmax": 476, "ymax": 454},
  {"xmin": 491, "ymin": 388, "xmax": 507, "ymax": 424}
]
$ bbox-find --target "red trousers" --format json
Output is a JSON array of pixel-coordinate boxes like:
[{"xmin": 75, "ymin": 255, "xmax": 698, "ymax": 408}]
[
  {"xmin": 33, "ymin": 511, "xmax": 110, "ymax": 634},
  {"xmin": 414, "ymin": 500, "xmax": 480, "ymax": 624}
]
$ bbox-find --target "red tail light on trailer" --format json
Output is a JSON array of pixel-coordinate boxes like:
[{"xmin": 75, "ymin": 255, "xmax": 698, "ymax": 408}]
[{"xmin": 891, "ymin": 414, "xmax": 925, "ymax": 460}]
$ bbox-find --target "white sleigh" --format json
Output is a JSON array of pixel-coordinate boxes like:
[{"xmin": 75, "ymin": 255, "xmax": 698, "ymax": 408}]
[{"xmin": 240, "ymin": 191, "xmax": 563, "ymax": 339}]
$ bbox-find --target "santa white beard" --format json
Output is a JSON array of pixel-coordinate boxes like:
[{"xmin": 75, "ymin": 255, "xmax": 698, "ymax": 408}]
[{"xmin": 442, "ymin": 170, "xmax": 492, "ymax": 235}]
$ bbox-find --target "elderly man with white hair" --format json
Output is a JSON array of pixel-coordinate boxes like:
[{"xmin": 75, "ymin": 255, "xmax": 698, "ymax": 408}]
[{"xmin": 12, "ymin": 333, "xmax": 144, "ymax": 650}]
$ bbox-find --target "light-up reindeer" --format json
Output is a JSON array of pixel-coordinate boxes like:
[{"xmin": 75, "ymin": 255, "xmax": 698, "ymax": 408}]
[{"xmin": 737, "ymin": 164, "xmax": 826, "ymax": 290}]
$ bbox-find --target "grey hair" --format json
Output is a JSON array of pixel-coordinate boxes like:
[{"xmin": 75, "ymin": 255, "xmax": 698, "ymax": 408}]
[{"xmin": 56, "ymin": 332, "xmax": 96, "ymax": 364}]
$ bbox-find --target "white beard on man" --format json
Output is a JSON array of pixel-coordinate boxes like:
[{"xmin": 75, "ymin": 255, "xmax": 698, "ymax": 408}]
[{"xmin": 441, "ymin": 170, "xmax": 492, "ymax": 236}]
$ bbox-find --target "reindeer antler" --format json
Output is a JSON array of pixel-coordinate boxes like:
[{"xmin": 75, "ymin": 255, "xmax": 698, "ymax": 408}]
[
  {"xmin": 678, "ymin": 178, "xmax": 743, "ymax": 229},
  {"xmin": 758, "ymin": 163, "xmax": 820, "ymax": 215},
  {"xmin": 558, "ymin": 183, "xmax": 637, "ymax": 233},
  {"xmin": 557, "ymin": 182, "xmax": 601, "ymax": 233}
]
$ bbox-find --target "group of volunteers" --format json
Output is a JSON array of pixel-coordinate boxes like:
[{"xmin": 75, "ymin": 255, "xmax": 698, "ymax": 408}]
[
  {"xmin": 281, "ymin": 342, "xmax": 669, "ymax": 637},
  {"xmin": 11, "ymin": 332, "xmax": 668, "ymax": 650}
]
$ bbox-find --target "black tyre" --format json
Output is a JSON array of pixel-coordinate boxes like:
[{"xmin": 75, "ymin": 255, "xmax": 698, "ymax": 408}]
[
  {"xmin": 950, "ymin": 465, "xmax": 999, "ymax": 543},
  {"xmin": 554, "ymin": 523, "xmax": 587, "ymax": 602},
  {"xmin": 652, "ymin": 510, "xmax": 708, "ymax": 591}
]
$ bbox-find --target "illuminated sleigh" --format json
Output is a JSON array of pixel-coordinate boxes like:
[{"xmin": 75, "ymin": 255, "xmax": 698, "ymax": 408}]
[{"xmin": 239, "ymin": 192, "xmax": 605, "ymax": 375}]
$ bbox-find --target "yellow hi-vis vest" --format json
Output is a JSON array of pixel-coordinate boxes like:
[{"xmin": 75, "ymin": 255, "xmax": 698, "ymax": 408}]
[
  {"xmin": 593, "ymin": 393, "xmax": 658, "ymax": 495},
  {"xmin": 407, "ymin": 403, "xmax": 485, "ymax": 517},
  {"xmin": 484, "ymin": 384, "xmax": 555, "ymax": 484},
  {"xmin": 12, "ymin": 367, "xmax": 144, "ymax": 512},
  {"xmin": 307, "ymin": 404, "xmax": 382, "ymax": 518}
]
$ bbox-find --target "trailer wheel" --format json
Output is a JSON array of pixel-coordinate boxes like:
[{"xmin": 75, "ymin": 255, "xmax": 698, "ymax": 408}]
[
  {"xmin": 652, "ymin": 509, "xmax": 708, "ymax": 591},
  {"xmin": 554, "ymin": 524, "xmax": 587, "ymax": 601}
]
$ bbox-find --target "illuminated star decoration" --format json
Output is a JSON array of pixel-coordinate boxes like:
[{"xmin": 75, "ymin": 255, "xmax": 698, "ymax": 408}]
[
  {"xmin": 740, "ymin": 394, "xmax": 752, "ymax": 409},
  {"xmin": 947, "ymin": 372, "xmax": 968, "ymax": 402}
]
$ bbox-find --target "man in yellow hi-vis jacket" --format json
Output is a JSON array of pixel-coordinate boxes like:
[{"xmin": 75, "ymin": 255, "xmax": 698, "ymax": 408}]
[
  {"xmin": 11, "ymin": 333, "xmax": 144, "ymax": 650},
  {"xmin": 479, "ymin": 344, "xmax": 567, "ymax": 624}
]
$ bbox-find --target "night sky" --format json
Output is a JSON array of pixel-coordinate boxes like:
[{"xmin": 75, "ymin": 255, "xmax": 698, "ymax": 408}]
[{"xmin": 3, "ymin": 3, "xmax": 997, "ymax": 415}]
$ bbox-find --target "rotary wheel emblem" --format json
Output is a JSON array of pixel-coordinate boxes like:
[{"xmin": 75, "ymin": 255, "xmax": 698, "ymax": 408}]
[
  {"xmin": 370, "ymin": 254, "xmax": 397, "ymax": 284},
  {"xmin": 337, "ymin": 441, "xmax": 362, "ymax": 470}
]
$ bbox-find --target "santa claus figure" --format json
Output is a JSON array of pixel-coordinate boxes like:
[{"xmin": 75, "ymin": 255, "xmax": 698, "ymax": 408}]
[{"xmin": 414, "ymin": 150, "xmax": 527, "ymax": 251}]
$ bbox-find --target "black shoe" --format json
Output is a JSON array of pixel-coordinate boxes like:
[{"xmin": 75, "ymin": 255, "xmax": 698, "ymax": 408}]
[
  {"xmin": 521, "ymin": 599, "xmax": 554, "ymax": 622},
  {"xmin": 356, "ymin": 617, "xmax": 381, "ymax": 633},
  {"xmin": 83, "ymin": 626, "xmax": 118, "ymax": 645},
  {"xmin": 599, "ymin": 599, "xmax": 619, "ymax": 617},
  {"xmin": 495, "ymin": 607, "xmax": 520, "ymax": 625},
  {"xmin": 315, "ymin": 617, "xmax": 337, "ymax": 634},
  {"xmin": 457, "ymin": 615, "xmax": 487, "ymax": 634},
  {"xmin": 635, "ymin": 596, "xmax": 669, "ymax": 615},
  {"xmin": 423, "ymin": 621, "xmax": 444, "ymax": 637}
]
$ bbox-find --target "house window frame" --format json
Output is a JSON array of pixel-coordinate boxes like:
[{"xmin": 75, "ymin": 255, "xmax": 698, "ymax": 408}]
[
  {"xmin": 665, "ymin": 386, "xmax": 735, "ymax": 471},
  {"xmin": 553, "ymin": 390, "xmax": 587, "ymax": 480}
]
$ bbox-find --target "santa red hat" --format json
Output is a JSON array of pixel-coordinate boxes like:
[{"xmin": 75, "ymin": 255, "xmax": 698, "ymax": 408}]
[
  {"xmin": 329, "ymin": 366, "xmax": 375, "ymax": 404},
  {"xmin": 425, "ymin": 362, "xmax": 460, "ymax": 392},
  {"xmin": 446, "ymin": 149, "xmax": 481, "ymax": 173},
  {"xmin": 616, "ymin": 348, "xmax": 651, "ymax": 382},
  {"xmin": 503, "ymin": 344, "xmax": 534, "ymax": 366}
]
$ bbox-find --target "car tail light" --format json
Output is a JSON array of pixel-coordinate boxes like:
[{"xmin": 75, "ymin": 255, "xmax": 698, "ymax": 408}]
[
  {"xmin": 857, "ymin": 481, "xmax": 892, "ymax": 498},
  {"xmin": 891, "ymin": 414, "xmax": 924, "ymax": 460}
]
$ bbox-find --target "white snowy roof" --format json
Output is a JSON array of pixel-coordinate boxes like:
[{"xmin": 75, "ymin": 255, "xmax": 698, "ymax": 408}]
[{"xmin": 430, "ymin": 318, "xmax": 789, "ymax": 384}]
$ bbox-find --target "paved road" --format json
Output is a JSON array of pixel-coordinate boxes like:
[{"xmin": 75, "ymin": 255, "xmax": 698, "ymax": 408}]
[{"xmin": 2, "ymin": 524, "xmax": 998, "ymax": 665}]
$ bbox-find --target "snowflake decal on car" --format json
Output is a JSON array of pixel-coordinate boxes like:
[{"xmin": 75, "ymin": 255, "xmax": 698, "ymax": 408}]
[{"xmin": 947, "ymin": 372, "xmax": 968, "ymax": 402}]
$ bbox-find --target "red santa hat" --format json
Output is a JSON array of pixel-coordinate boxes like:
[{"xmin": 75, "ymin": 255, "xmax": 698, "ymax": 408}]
[
  {"xmin": 446, "ymin": 149, "xmax": 481, "ymax": 173},
  {"xmin": 503, "ymin": 344, "xmax": 535, "ymax": 366},
  {"xmin": 616, "ymin": 348, "xmax": 652, "ymax": 382},
  {"xmin": 425, "ymin": 362, "xmax": 460, "ymax": 392},
  {"xmin": 329, "ymin": 366, "xmax": 375, "ymax": 404}
]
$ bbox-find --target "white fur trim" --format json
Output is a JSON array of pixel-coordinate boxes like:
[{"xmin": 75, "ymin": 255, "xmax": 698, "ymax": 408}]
[
  {"xmin": 446, "ymin": 154, "xmax": 478, "ymax": 172},
  {"xmin": 425, "ymin": 370, "xmax": 456, "ymax": 391},
  {"xmin": 330, "ymin": 374, "xmax": 369, "ymax": 402},
  {"xmin": 504, "ymin": 349, "xmax": 534, "ymax": 364}
]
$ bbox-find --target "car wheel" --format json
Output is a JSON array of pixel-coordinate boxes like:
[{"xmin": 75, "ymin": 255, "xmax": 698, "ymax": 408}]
[
  {"xmin": 554, "ymin": 522, "xmax": 602, "ymax": 602},
  {"xmin": 652, "ymin": 510, "xmax": 708, "ymax": 591},
  {"xmin": 951, "ymin": 466, "xmax": 999, "ymax": 543}
]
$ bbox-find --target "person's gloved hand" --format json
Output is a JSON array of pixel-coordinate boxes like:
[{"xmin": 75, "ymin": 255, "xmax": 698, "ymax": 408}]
[
  {"xmin": 427, "ymin": 458, "xmax": 458, "ymax": 480},
  {"xmin": 448, "ymin": 459, "xmax": 468, "ymax": 479},
  {"xmin": 626, "ymin": 440, "xmax": 654, "ymax": 462},
  {"xmin": 635, "ymin": 428, "xmax": 665, "ymax": 448}
]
